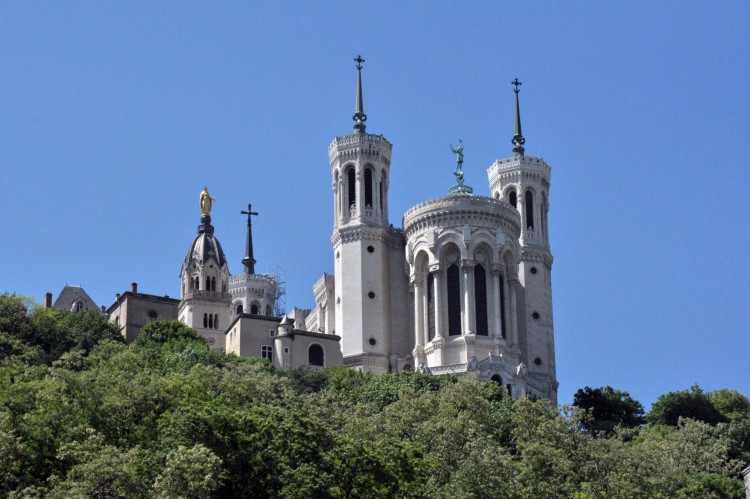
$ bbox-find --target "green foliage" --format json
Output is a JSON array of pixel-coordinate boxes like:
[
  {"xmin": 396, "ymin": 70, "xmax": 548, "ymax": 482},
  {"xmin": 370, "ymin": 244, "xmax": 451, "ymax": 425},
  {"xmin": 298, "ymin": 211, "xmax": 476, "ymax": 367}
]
[
  {"xmin": 573, "ymin": 385, "xmax": 645, "ymax": 434},
  {"xmin": 648, "ymin": 384, "xmax": 728, "ymax": 426},
  {"xmin": 0, "ymin": 297, "xmax": 747, "ymax": 497}
]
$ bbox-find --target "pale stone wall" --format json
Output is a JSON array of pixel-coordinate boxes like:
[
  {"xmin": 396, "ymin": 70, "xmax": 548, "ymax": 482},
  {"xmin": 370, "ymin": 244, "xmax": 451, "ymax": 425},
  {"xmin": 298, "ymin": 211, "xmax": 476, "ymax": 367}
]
[{"xmin": 107, "ymin": 292, "xmax": 179, "ymax": 343}]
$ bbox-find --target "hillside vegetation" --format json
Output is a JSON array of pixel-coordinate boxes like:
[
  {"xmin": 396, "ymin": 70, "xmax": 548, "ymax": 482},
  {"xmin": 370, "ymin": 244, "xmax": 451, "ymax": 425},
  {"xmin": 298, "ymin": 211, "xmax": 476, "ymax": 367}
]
[{"xmin": 0, "ymin": 293, "xmax": 747, "ymax": 498}]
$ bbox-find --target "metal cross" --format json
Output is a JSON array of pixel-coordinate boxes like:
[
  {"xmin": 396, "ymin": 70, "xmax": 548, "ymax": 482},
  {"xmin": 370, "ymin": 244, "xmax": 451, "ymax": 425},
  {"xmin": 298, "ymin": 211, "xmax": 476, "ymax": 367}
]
[
  {"xmin": 354, "ymin": 55, "xmax": 365, "ymax": 70},
  {"xmin": 511, "ymin": 78, "xmax": 522, "ymax": 94},
  {"xmin": 241, "ymin": 204, "xmax": 258, "ymax": 224}
]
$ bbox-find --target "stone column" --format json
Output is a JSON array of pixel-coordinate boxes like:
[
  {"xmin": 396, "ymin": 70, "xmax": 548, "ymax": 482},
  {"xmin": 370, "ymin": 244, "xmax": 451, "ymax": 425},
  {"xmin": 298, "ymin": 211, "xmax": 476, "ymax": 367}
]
[
  {"xmin": 412, "ymin": 278, "xmax": 423, "ymax": 348},
  {"xmin": 462, "ymin": 261, "xmax": 475, "ymax": 335},
  {"xmin": 508, "ymin": 276, "xmax": 519, "ymax": 346},
  {"xmin": 355, "ymin": 169, "xmax": 363, "ymax": 220},
  {"xmin": 421, "ymin": 272, "xmax": 430, "ymax": 345},
  {"xmin": 333, "ymin": 182, "xmax": 339, "ymax": 227},
  {"xmin": 490, "ymin": 265, "xmax": 502, "ymax": 338},
  {"xmin": 430, "ymin": 266, "xmax": 443, "ymax": 340}
]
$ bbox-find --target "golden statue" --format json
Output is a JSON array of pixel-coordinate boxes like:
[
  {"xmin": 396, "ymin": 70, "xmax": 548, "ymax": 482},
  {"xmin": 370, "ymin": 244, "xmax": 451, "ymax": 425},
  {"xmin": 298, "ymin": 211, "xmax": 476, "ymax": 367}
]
[{"xmin": 200, "ymin": 186, "xmax": 214, "ymax": 216}]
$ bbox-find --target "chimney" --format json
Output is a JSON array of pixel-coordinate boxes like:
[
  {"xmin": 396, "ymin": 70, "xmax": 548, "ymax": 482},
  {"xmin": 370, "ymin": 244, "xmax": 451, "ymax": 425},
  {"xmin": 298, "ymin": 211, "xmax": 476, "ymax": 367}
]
[
  {"xmin": 131, "ymin": 282, "xmax": 138, "ymax": 293},
  {"xmin": 45, "ymin": 292, "xmax": 52, "ymax": 308}
]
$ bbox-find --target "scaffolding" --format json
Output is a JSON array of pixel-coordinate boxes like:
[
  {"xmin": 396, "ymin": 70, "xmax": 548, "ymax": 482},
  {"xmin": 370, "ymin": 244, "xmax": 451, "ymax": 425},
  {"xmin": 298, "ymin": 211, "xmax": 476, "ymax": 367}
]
[{"xmin": 268, "ymin": 266, "xmax": 287, "ymax": 317}]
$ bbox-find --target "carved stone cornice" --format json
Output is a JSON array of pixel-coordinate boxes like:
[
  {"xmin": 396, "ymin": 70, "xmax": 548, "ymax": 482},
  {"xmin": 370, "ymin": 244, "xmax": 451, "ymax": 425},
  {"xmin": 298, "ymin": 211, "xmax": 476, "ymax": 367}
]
[
  {"xmin": 522, "ymin": 250, "xmax": 554, "ymax": 268},
  {"xmin": 332, "ymin": 225, "xmax": 404, "ymax": 250},
  {"xmin": 403, "ymin": 195, "xmax": 521, "ymax": 241}
]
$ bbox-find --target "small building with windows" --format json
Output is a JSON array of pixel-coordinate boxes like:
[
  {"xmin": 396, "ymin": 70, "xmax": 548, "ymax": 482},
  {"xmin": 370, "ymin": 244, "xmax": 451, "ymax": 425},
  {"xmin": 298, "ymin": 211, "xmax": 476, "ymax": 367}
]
[
  {"xmin": 107, "ymin": 282, "xmax": 180, "ymax": 343},
  {"xmin": 225, "ymin": 314, "xmax": 342, "ymax": 370},
  {"xmin": 51, "ymin": 285, "xmax": 100, "ymax": 313}
]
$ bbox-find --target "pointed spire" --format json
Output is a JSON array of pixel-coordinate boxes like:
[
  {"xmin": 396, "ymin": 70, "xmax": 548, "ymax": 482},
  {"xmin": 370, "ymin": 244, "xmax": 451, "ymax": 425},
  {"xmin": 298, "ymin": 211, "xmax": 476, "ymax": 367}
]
[
  {"xmin": 353, "ymin": 55, "xmax": 367, "ymax": 133},
  {"xmin": 511, "ymin": 78, "xmax": 526, "ymax": 156},
  {"xmin": 240, "ymin": 204, "xmax": 258, "ymax": 274}
]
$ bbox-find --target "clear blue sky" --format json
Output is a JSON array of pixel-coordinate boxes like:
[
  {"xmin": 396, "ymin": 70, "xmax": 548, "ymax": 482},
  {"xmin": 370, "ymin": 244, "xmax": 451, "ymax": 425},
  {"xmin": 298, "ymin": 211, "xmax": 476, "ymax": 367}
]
[{"xmin": 2, "ymin": 2, "xmax": 748, "ymax": 408}]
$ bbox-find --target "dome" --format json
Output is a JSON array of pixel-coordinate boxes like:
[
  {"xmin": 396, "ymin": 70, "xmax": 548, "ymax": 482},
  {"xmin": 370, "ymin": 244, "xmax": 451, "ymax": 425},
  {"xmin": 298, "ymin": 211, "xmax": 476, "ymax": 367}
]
[{"xmin": 184, "ymin": 231, "xmax": 227, "ymax": 267}]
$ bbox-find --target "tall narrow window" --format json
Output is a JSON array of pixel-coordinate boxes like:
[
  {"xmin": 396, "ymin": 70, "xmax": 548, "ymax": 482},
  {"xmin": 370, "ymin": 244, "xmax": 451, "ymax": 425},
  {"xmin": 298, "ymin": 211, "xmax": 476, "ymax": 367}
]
[
  {"xmin": 499, "ymin": 272, "xmax": 506, "ymax": 339},
  {"xmin": 379, "ymin": 180, "xmax": 383, "ymax": 211},
  {"xmin": 525, "ymin": 191, "xmax": 534, "ymax": 230},
  {"xmin": 214, "ymin": 314, "xmax": 219, "ymax": 329},
  {"xmin": 347, "ymin": 168, "xmax": 356, "ymax": 208},
  {"xmin": 208, "ymin": 314, "xmax": 213, "ymax": 329},
  {"xmin": 509, "ymin": 190, "xmax": 517, "ymax": 208},
  {"xmin": 427, "ymin": 273, "xmax": 435, "ymax": 341},
  {"xmin": 206, "ymin": 276, "xmax": 211, "ymax": 291},
  {"xmin": 474, "ymin": 264, "xmax": 488, "ymax": 336},
  {"xmin": 261, "ymin": 345, "xmax": 273, "ymax": 360},
  {"xmin": 251, "ymin": 304, "xmax": 259, "ymax": 315},
  {"xmin": 447, "ymin": 264, "xmax": 461, "ymax": 335},
  {"xmin": 211, "ymin": 277, "xmax": 216, "ymax": 292},
  {"xmin": 266, "ymin": 305, "xmax": 272, "ymax": 316},
  {"xmin": 308, "ymin": 344, "xmax": 325, "ymax": 366},
  {"xmin": 236, "ymin": 305, "xmax": 243, "ymax": 315},
  {"xmin": 203, "ymin": 313, "xmax": 207, "ymax": 328},
  {"xmin": 364, "ymin": 168, "xmax": 373, "ymax": 208}
]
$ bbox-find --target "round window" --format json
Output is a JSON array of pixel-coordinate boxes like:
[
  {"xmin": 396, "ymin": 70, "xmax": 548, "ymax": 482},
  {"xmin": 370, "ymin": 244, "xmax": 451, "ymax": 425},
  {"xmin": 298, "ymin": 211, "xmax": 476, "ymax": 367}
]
[
  {"xmin": 368, "ymin": 338, "xmax": 376, "ymax": 346},
  {"xmin": 368, "ymin": 291, "xmax": 375, "ymax": 299},
  {"xmin": 367, "ymin": 245, "xmax": 374, "ymax": 253},
  {"xmin": 530, "ymin": 266, "xmax": 537, "ymax": 274},
  {"xmin": 532, "ymin": 311, "xmax": 540, "ymax": 320},
  {"xmin": 534, "ymin": 357, "xmax": 542, "ymax": 366}
]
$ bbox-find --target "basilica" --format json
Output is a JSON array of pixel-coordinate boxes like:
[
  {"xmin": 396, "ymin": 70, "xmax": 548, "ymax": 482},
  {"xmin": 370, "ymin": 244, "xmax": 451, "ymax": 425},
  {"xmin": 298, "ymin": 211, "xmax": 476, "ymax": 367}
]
[{"xmin": 105, "ymin": 59, "xmax": 558, "ymax": 403}]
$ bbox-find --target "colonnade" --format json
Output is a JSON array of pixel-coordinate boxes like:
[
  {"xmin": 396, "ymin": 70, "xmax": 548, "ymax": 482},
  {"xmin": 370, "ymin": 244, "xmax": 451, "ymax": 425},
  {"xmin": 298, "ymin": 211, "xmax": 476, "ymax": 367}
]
[{"xmin": 411, "ymin": 259, "xmax": 519, "ymax": 349}]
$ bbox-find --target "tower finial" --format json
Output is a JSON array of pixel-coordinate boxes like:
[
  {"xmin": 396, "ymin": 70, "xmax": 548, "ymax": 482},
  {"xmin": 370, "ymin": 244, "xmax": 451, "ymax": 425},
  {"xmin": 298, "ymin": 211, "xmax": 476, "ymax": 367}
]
[
  {"xmin": 353, "ymin": 55, "xmax": 367, "ymax": 132},
  {"xmin": 241, "ymin": 204, "xmax": 259, "ymax": 274},
  {"xmin": 511, "ymin": 78, "xmax": 525, "ymax": 156}
]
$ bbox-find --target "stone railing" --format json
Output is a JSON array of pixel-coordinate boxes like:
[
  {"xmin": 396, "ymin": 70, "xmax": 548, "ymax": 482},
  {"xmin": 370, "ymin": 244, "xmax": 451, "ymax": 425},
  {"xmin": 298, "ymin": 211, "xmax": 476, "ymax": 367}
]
[{"xmin": 403, "ymin": 195, "xmax": 521, "ymax": 236}]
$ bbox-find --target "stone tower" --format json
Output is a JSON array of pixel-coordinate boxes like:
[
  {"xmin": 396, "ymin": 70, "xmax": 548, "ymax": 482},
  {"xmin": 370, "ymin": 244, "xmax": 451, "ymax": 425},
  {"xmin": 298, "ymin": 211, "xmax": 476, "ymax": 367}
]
[
  {"xmin": 228, "ymin": 204, "xmax": 277, "ymax": 319},
  {"xmin": 178, "ymin": 188, "xmax": 232, "ymax": 350},
  {"xmin": 328, "ymin": 56, "xmax": 410, "ymax": 373},
  {"xmin": 487, "ymin": 80, "xmax": 557, "ymax": 402}
]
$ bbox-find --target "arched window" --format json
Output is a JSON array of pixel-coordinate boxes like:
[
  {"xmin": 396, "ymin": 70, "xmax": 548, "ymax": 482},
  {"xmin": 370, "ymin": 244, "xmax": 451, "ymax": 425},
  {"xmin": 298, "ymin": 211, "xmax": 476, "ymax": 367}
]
[
  {"xmin": 499, "ymin": 272, "xmax": 506, "ymax": 339},
  {"xmin": 347, "ymin": 168, "xmax": 356, "ymax": 208},
  {"xmin": 236, "ymin": 305, "xmax": 243, "ymax": 315},
  {"xmin": 208, "ymin": 314, "xmax": 213, "ymax": 329},
  {"xmin": 509, "ymin": 190, "xmax": 517, "ymax": 208},
  {"xmin": 474, "ymin": 264, "xmax": 488, "ymax": 336},
  {"xmin": 206, "ymin": 276, "xmax": 211, "ymax": 291},
  {"xmin": 506, "ymin": 384, "xmax": 513, "ymax": 398},
  {"xmin": 308, "ymin": 344, "xmax": 325, "ymax": 366},
  {"xmin": 266, "ymin": 305, "xmax": 272, "ymax": 316},
  {"xmin": 491, "ymin": 374, "xmax": 503, "ymax": 385},
  {"xmin": 447, "ymin": 264, "xmax": 461, "ymax": 335},
  {"xmin": 364, "ymin": 168, "xmax": 373, "ymax": 208},
  {"xmin": 250, "ymin": 304, "xmax": 259, "ymax": 315},
  {"xmin": 214, "ymin": 314, "xmax": 219, "ymax": 329},
  {"xmin": 525, "ymin": 191, "xmax": 534, "ymax": 230},
  {"xmin": 203, "ymin": 313, "xmax": 208, "ymax": 328},
  {"xmin": 211, "ymin": 277, "xmax": 216, "ymax": 292}
]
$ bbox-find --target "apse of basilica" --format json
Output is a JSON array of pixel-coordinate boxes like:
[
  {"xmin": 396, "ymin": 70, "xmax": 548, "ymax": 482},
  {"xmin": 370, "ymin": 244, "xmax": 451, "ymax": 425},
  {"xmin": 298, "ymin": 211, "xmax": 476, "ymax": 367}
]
[{"xmin": 106, "ymin": 58, "xmax": 558, "ymax": 403}]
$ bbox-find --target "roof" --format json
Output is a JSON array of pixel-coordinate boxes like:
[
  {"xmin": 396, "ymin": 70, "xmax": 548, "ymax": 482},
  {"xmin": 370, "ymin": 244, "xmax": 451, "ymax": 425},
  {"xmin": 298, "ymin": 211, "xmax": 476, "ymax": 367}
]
[
  {"xmin": 52, "ymin": 285, "xmax": 99, "ymax": 312},
  {"xmin": 107, "ymin": 291, "xmax": 180, "ymax": 314}
]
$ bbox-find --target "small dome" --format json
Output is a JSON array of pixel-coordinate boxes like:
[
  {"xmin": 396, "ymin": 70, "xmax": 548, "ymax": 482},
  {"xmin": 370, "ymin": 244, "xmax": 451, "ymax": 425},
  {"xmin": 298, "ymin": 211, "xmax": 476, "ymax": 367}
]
[{"xmin": 184, "ymin": 232, "xmax": 227, "ymax": 267}]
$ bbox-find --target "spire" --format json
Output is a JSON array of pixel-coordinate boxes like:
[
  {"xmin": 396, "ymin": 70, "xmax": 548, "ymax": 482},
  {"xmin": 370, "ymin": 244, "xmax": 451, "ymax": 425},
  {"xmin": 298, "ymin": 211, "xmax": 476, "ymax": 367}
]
[
  {"xmin": 353, "ymin": 55, "xmax": 367, "ymax": 133},
  {"xmin": 240, "ymin": 204, "xmax": 258, "ymax": 274},
  {"xmin": 511, "ymin": 78, "xmax": 526, "ymax": 156}
]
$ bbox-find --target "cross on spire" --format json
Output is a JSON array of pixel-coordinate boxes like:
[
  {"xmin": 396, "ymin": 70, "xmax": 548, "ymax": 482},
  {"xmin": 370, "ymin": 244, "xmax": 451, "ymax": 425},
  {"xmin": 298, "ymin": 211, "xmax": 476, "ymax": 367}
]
[
  {"xmin": 353, "ymin": 55, "xmax": 367, "ymax": 132},
  {"xmin": 241, "ymin": 204, "xmax": 259, "ymax": 274},
  {"xmin": 511, "ymin": 78, "xmax": 525, "ymax": 155}
]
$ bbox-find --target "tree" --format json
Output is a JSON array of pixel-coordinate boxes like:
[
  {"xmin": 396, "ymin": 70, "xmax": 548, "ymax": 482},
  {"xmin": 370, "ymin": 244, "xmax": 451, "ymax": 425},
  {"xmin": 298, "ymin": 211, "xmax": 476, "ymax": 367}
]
[
  {"xmin": 573, "ymin": 386, "xmax": 645, "ymax": 434},
  {"xmin": 153, "ymin": 444, "xmax": 222, "ymax": 499},
  {"xmin": 709, "ymin": 388, "xmax": 750, "ymax": 422},
  {"xmin": 648, "ymin": 384, "xmax": 726, "ymax": 426}
]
